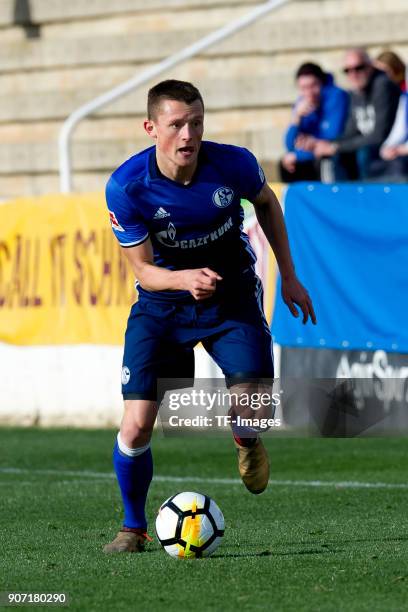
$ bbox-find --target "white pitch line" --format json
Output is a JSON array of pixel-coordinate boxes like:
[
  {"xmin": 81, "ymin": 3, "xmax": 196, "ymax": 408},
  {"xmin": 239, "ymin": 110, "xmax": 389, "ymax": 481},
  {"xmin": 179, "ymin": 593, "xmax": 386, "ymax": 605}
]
[
  {"xmin": 0, "ymin": 467, "xmax": 408, "ymax": 490},
  {"xmin": 0, "ymin": 467, "xmax": 115, "ymax": 479}
]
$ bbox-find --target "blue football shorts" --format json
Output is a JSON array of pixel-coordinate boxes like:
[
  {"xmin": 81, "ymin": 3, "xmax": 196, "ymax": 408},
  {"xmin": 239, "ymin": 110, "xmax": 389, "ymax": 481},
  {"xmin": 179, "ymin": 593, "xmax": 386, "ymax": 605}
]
[{"xmin": 121, "ymin": 274, "xmax": 274, "ymax": 401}]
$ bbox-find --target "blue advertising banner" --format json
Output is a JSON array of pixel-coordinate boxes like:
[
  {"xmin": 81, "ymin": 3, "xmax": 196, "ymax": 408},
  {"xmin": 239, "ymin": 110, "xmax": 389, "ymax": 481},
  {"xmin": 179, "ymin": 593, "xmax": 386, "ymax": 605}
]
[{"xmin": 272, "ymin": 183, "xmax": 408, "ymax": 353}]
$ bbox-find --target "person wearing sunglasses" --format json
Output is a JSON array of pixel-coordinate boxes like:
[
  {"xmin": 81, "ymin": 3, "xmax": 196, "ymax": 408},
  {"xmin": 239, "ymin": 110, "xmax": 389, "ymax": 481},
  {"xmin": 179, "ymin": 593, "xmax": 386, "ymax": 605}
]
[{"xmin": 296, "ymin": 49, "xmax": 401, "ymax": 181}]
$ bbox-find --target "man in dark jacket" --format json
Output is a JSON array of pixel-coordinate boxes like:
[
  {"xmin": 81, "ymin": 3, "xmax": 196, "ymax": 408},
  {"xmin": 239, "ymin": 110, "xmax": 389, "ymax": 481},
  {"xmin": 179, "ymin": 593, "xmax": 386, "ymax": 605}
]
[
  {"xmin": 280, "ymin": 62, "xmax": 349, "ymax": 182},
  {"xmin": 297, "ymin": 49, "xmax": 401, "ymax": 180}
]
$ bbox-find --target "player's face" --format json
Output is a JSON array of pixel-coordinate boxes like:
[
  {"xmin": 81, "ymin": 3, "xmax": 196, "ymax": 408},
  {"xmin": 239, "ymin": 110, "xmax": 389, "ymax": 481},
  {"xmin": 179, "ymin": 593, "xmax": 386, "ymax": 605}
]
[{"xmin": 144, "ymin": 99, "xmax": 204, "ymax": 174}]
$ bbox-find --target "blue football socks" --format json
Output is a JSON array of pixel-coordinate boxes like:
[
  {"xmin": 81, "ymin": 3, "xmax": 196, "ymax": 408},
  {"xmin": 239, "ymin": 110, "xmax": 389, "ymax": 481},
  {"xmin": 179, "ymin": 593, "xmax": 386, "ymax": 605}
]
[{"xmin": 113, "ymin": 437, "xmax": 153, "ymax": 530}]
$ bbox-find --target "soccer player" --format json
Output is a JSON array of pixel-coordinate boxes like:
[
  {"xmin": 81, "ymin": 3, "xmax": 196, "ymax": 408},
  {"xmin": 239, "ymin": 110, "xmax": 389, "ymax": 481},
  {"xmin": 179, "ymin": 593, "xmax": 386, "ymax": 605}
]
[{"xmin": 104, "ymin": 80, "xmax": 316, "ymax": 553}]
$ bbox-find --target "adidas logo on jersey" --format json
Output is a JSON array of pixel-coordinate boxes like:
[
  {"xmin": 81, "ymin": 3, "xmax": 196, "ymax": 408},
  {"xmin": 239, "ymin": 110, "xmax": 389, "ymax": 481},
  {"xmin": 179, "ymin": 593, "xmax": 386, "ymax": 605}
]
[{"xmin": 153, "ymin": 207, "xmax": 171, "ymax": 219}]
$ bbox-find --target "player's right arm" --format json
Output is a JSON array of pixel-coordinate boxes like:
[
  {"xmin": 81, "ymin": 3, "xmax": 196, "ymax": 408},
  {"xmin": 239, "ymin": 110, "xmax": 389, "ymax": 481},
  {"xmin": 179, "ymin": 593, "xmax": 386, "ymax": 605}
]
[
  {"xmin": 106, "ymin": 175, "xmax": 221, "ymax": 300},
  {"xmin": 122, "ymin": 239, "xmax": 222, "ymax": 301}
]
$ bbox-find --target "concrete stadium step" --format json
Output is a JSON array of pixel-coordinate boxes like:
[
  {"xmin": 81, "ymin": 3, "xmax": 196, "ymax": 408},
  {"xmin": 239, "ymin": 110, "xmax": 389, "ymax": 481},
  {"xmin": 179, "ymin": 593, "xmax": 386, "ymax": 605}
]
[
  {"xmin": 0, "ymin": 108, "xmax": 292, "ymax": 144},
  {"xmin": 0, "ymin": 51, "xmax": 356, "ymax": 97},
  {"xmin": 0, "ymin": 71, "xmax": 298, "ymax": 122},
  {"xmin": 0, "ymin": 159, "xmax": 279, "ymax": 201},
  {"xmin": 2, "ymin": 6, "xmax": 252, "ymax": 43},
  {"xmin": 1, "ymin": 0, "xmax": 405, "ymax": 29},
  {"xmin": 0, "ymin": 128, "xmax": 283, "ymax": 175},
  {"xmin": 3, "ymin": 43, "xmax": 404, "ymax": 123},
  {"xmin": 5, "ymin": 0, "xmax": 407, "ymax": 43},
  {"xmin": 0, "ymin": 0, "xmax": 260, "ymax": 28},
  {"xmin": 0, "ymin": 59, "xmax": 266, "ymax": 96},
  {"xmin": 0, "ymin": 173, "xmax": 109, "ymax": 201},
  {"xmin": 0, "ymin": 160, "xmax": 279, "ymax": 200},
  {"xmin": 1, "ymin": 9, "xmax": 407, "ymax": 73}
]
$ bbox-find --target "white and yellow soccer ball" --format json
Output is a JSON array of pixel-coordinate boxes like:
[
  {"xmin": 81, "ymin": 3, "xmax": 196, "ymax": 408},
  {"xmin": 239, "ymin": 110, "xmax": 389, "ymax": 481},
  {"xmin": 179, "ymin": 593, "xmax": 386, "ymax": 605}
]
[{"xmin": 155, "ymin": 491, "xmax": 225, "ymax": 559}]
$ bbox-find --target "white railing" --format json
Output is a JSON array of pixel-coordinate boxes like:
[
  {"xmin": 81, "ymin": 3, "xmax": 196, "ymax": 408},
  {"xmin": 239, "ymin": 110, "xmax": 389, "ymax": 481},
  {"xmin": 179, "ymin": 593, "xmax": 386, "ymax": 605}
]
[{"xmin": 58, "ymin": 0, "xmax": 292, "ymax": 193}]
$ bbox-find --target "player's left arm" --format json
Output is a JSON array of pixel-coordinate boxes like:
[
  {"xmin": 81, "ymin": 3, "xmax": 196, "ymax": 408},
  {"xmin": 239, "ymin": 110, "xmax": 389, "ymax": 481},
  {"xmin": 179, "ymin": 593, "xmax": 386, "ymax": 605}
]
[{"xmin": 251, "ymin": 182, "xmax": 317, "ymax": 325}]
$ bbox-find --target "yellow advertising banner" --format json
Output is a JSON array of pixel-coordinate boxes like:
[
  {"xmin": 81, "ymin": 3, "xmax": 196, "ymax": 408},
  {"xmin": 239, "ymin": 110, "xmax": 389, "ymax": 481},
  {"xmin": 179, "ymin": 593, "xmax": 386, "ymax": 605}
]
[
  {"xmin": 0, "ymin": 186, "xmax": 282, "ymax": 346},
  {"xmin": 0, "ymin": 193, "xmax": 135, "ymax": 345}
]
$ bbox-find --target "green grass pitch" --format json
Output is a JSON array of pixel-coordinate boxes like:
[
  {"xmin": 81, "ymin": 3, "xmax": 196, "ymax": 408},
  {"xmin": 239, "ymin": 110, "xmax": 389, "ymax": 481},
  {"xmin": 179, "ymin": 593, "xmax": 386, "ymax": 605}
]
[{"xmin": 1, "ymin": 428, "xmax": 408, "ymax": 611}]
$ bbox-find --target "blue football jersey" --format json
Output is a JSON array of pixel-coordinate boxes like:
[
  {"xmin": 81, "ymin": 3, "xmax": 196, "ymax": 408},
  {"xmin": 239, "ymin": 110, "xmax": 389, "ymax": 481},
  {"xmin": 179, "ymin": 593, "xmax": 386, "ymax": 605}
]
[{"xmin": 106, "ymin": 141, "xmax": 266, "ymax": 300}]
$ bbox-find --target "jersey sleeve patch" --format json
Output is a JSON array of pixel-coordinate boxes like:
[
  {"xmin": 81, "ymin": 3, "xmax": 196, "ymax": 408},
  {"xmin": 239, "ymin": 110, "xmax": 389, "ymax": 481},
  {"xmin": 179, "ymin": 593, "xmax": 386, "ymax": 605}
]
[
  {"xmin": 109, "ymin": 210, "xmax": 125, "ymax": 232},
  {"xmin": 106, "ymin": 176, "xmax": 150, "ymax": 247}
]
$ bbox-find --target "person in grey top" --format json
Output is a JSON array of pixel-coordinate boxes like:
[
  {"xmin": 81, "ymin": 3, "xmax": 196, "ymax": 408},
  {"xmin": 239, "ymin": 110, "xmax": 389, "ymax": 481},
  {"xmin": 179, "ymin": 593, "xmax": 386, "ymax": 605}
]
[{"xmin": 297, "ymin": 49, "xmax": 401, "ymax": 181}]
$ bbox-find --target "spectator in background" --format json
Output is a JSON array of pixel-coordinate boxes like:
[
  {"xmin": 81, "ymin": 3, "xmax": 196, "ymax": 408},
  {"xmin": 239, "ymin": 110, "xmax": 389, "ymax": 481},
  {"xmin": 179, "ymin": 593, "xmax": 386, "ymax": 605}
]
[
  {"xmin": 375, "ymin": 50, "xmax": 406, "ymax": 92},
  {"xmin": 280, "ymin": 62, "xmax": 348, "ymax": 182},
  {"xmin": 297, "ymin": 49, "xmax": 401, "ymax": 181}
]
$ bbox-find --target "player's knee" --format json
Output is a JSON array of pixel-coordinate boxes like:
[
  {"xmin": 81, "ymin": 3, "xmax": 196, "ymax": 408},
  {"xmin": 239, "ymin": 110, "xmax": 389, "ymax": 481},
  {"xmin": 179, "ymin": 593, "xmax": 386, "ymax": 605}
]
[
  {"xmin": 121, "ymin": 422, "xmax": 153, "ymax": 447},
  {"xmin": 121, "ymin": 399, "xmax": 157, "ymax": 445},
  {"xmin": 120, "ymin": 419, "xmax": 154, "ymax": 447}
]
